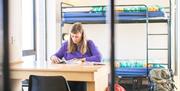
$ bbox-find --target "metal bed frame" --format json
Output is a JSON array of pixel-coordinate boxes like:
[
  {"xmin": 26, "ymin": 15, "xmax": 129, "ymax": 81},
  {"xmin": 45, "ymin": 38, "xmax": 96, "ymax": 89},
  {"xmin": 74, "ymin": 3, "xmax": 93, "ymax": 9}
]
[{"xmin": 59, "ymin": 2, "xmax": 173, "ymax": 91}]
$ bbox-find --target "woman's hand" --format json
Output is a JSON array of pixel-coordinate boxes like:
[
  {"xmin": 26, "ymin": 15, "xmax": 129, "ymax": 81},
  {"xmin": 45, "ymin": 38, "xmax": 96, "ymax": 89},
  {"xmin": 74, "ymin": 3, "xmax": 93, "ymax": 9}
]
[{"xmin": 50, "ymin": 55, "xmax": 61, "ymax": 64}]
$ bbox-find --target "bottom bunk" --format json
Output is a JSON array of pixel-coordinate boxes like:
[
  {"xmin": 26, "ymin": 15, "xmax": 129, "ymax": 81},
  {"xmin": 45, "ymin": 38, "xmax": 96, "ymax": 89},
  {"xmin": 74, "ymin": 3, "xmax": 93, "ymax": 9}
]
[{"xmin": 114, "ymin": 59, "xmax": 170, "ymax": 91}]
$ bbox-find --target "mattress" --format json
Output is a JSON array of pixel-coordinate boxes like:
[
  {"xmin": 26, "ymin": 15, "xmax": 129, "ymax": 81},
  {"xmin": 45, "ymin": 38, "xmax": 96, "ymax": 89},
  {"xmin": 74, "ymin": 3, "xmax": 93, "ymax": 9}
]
[{"xmin": 62, "ymin": 11, "xmax": 166, "ymax": 23}]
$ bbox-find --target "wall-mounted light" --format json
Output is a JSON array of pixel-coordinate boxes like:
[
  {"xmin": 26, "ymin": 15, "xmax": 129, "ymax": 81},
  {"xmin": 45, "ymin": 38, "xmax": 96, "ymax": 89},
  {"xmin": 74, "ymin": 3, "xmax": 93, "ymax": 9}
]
[{"xmin": 62, "ymin": 33, "xmax": 69, "ymax": 41}]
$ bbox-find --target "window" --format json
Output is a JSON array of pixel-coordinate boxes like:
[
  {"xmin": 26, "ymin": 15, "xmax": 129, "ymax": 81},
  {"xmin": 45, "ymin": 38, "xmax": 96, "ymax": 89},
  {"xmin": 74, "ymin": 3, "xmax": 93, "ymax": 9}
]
[{"xmin": 22, "ymin": 0, "xmax": 36, "ymax": 61}]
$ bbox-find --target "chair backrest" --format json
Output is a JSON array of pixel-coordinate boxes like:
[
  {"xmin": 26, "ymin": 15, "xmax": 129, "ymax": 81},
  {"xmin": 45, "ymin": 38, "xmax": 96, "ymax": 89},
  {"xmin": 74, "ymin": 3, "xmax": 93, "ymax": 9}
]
[{"xmin": 28, "ymin": 75, "xmax": 71, "ymax": 91}]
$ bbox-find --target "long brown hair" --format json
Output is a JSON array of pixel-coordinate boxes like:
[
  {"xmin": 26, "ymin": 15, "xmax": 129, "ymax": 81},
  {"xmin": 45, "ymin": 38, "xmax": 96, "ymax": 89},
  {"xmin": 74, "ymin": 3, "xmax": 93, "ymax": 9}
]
[{"xmin": 68, "ymin": 22, "xmax": 87, "ymax": 54}]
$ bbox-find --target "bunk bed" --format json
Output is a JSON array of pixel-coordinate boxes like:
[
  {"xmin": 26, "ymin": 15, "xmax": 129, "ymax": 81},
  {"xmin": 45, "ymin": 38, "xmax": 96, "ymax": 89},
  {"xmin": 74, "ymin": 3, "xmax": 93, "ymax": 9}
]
[
  {"xmin": 60, "ymin": 2, "xmax": 173, "ymax": 90},
  {"xmin": 60, "ymin": 3, "xmax": 170, "ymax": 77}
]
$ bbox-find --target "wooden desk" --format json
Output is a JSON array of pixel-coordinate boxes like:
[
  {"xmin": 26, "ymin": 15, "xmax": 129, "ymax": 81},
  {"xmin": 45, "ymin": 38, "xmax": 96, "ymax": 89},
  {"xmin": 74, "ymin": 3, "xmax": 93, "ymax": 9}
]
[{"xmin": 10, "ymin": 62, "xmax": 109, "ymax": 91}]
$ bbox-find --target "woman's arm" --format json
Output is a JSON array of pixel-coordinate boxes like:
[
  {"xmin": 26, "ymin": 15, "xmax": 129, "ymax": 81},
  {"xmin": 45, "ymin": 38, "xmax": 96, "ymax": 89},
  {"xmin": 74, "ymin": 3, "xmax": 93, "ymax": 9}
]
[
  {"xmin": 50, "ymin": 42, "xmax": 67, "ymax": 63},
  {"xmin": 85, "ymin": 40, "xmax": 102, "ymax": 62},
  {"xmin": 54, "ymin": 42, "xmax": 67, "ymax": 58}
]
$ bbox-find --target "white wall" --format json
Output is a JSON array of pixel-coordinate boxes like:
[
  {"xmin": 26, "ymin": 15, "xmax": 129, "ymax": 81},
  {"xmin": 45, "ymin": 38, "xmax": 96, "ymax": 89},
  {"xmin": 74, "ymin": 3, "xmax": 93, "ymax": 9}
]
[
  {"xmin": 64, "ymin": 0, "xmax": 169, "ymax": 7},
  {"xmin": 35, "ymin": 0, "xmax": 46, "ymax": 62},
  {"xmin": 62, "ymin": 23, "xmax": 168, "ymax": 62},
  {"xmin": 174, "ymin": 0, "xmax": 180, "ymax": 90},
  {"xmin": 8, "ymin": 0, "xmax": 22, "ymax": 62},
  {"xmin": 46, "ymin": 0, "xmax": 57, "ymax": 60}
]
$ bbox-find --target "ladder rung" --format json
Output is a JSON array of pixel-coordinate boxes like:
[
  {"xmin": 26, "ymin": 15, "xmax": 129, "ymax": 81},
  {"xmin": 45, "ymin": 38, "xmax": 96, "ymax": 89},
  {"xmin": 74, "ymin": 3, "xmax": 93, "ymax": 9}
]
[
  {"xmin": 148, "ymin": 63, "xmax": 168, "ymax": 65},
  {"xmin": 148, "ymin": 48, "xmax": 168, "ymax": 50},
  {"xmin": 148, "ymin": 34, "xmax": 168, "ymax": 35}
]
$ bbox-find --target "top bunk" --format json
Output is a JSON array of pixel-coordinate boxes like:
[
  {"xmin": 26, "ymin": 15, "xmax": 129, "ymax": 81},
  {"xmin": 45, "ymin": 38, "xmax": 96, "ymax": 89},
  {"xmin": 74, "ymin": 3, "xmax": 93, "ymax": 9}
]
[{"xmin": 61, "ymin": 3, "xmax": 169, "ymax": 24}]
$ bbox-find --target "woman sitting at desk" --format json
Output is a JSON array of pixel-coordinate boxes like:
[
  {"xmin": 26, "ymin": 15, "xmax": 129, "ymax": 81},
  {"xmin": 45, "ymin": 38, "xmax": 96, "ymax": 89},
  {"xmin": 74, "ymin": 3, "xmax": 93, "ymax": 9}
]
[
  {"xmin": 51, "ymin": 22, "xmax": 102, "ymax": 64},
  {"xmin": 50, "ymin": 22, "xmax": 102, "ymax": 91}
]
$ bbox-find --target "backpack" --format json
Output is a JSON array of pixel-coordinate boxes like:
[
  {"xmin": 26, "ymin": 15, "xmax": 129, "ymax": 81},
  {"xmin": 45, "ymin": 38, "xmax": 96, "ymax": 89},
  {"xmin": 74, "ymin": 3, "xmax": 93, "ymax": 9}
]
[
  {"xmin": 149, "ymin": 68, "xmax": 177, "ymax": 91},
  {"xmin": 105, "ymin": 83, "xmax": 126, "ymax": 91}
]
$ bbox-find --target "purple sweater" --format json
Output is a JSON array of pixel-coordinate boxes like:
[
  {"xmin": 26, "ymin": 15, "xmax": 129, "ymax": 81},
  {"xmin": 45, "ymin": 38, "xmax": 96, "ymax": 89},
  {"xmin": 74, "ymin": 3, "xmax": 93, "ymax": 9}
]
[{"xmin": 54, "ymin": 40, "xmax": 102, "ymax": 62}]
